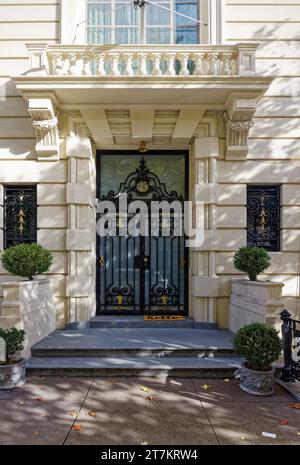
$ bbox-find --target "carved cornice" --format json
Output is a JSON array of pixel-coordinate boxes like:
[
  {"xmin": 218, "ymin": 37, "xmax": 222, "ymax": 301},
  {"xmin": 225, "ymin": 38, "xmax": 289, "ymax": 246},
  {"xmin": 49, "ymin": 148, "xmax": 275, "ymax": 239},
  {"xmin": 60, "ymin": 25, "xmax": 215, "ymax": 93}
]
[{"xmin": 28, "ymin": 98, "xmax": 60, "ymax": 160}]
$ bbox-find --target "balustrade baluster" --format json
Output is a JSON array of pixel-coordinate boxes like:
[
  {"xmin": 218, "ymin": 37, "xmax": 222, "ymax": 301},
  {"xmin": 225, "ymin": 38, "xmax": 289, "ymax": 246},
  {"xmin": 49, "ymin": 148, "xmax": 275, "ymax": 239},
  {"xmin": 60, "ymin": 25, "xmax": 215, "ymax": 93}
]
[
  {"xmin": 207, "ymin": 52, "xmax": 219, "ymax": 75},
  {"xmin": 51, "ymin": 53, "xmax": 64, "ymax": 75},
  {"xmin": 151, "ymin": 53, "xmax": 162, "ymax": 77},
  {"xmin": 137, "ymin": 52, "xmax": 148, "ymax": 76},
  {"xmin": 221, "ymin": 52, "xmax": 233, "ymax": 76},
  {"xmin": 67, "ymin": 53, "xmax": 78, "ymax": 76},
  {"xmin": 164, "ymin": 52, "xmax": 176, "ymax": 76},
  {"xmin": 96, "ymin": 53, "xmax": 106, "ymax": 76},
  {"xmin": 123, "ymin": 52, "xmax": 134, "ymax": 76},
  {"xmin": 109, "ymin": 53, "xmax": 120, "ymax": 77},
  {"xmin": 191, "ymin": 52, "xmax": 205, "ymax": 76},
  {"xmin": 178, "ymin": 52, "xmax": 190, "ymax": 77},
  {"xmin": 82, "ymin": 53, "xmax": 92, "ymax": 76}
]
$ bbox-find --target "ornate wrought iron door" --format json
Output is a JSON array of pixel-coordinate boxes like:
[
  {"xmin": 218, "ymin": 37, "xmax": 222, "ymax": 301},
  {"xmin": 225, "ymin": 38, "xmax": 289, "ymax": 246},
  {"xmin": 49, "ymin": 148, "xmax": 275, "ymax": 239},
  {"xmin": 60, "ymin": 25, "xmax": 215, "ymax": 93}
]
[{"xmin": 96, "ymin": 152, "xmax": 188, "ymax": 314}]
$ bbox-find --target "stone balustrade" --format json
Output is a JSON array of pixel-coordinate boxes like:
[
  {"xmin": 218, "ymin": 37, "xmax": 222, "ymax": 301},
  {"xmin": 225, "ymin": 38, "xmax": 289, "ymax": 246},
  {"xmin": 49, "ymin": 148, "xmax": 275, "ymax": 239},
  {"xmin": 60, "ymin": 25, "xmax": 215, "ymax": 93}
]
[{"xmin": 26, "ymin": 43, "xmax": 258, "ymax": 77}]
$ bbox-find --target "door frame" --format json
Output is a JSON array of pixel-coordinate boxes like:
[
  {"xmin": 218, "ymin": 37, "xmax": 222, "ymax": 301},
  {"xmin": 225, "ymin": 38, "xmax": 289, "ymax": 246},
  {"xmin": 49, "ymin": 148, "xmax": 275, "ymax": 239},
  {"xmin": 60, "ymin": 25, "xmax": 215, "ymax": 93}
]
[{"xmin": 96, "ymin": 150, "xmax": 189, "ymax": 315}]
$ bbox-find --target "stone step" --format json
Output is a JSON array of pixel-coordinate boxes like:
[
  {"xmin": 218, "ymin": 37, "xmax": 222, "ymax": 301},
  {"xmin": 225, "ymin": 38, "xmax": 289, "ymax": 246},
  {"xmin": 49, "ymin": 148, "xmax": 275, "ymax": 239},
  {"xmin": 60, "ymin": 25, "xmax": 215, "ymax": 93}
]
[
  {"xmin": 31, "ymin": 328, "xmax": 235, "ymax": 358},
  {"xmin": 65, "ymin": 316, "xmax": 213, "ymax": 330},
  {"xmin": 26, "ymin": 356, "xmax": 242, "ymax": 378}
]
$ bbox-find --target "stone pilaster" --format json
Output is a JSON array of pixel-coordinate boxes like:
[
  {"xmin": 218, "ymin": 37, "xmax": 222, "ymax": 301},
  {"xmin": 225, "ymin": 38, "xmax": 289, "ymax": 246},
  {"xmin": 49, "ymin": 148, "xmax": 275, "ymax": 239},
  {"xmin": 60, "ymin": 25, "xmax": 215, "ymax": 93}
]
[
  {"xmin": 190, "ymin": 137, "xmax": 219, "ymax": 324},
  {"xmin": 66, "ymin": 136, "xmax": 96, "ymax": 322}
]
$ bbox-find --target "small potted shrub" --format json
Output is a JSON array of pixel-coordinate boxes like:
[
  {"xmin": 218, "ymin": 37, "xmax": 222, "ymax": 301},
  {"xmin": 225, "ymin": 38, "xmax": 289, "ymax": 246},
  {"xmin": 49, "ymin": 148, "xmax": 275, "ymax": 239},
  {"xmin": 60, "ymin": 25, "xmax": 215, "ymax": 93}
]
[
  {"xmin": 233, "ymin": 322, "xmax": 282, "ymax": 396},
  {"xmin": 0, "ymin": 327, "xmax": 26, "ymax": 389},
  {"xmin": 233, "ymin": 246, "xmax": 271, "ymax": 281},
  {"xmin": 1, "ymin": 243, "xmax": 53, "ymax": 280}
]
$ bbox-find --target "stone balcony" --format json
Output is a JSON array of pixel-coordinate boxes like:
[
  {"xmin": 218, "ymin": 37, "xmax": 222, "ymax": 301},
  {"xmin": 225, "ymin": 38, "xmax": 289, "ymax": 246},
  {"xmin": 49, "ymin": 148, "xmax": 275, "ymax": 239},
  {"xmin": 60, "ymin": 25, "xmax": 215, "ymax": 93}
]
[
  {"xmin": 26, "ymin": 43, "xmax": 258, "ymax": 77},
  {"xmin": 13, "ymin": 42, "xmax": 274, "ymax": 160}
]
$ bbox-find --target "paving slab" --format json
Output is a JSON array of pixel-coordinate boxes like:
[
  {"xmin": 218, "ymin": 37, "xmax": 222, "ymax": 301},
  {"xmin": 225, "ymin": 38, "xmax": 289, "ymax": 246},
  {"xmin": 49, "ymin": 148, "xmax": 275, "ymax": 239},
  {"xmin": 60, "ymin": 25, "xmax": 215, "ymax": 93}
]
[
  {"xmin": 202, "ymin": 400, "xmax": 300, "ymax": 445},
  {"xmin": 65, "ymin": 377, "xmax": 218, "ymax": 445},
  {"xmin": 0, "ymin": 377, "xmax": 93, "ymax": 445}
]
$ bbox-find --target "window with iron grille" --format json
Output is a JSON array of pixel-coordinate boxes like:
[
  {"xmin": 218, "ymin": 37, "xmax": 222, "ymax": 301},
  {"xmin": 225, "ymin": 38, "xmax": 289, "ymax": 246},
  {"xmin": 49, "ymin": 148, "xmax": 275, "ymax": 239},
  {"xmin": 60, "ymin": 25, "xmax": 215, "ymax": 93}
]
[
  {"xmin": 247, "ymin": 185, "xmax": 280, "ymax": 252},
  {"xmin": 3, "ymin": 185, "xmax": 37, "ymax": 248}
]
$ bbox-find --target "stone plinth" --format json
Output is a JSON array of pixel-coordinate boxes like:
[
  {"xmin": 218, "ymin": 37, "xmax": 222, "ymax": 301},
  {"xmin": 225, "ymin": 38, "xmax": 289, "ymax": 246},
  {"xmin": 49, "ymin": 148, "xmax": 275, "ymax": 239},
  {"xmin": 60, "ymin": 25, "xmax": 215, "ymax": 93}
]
[
  {"xmin": 229, "ymin": 279, "xmax": 284, "ymax": 333},
  {"xmin": 0, "ymin": 279, "xmax": 55, "ymax": 358}
]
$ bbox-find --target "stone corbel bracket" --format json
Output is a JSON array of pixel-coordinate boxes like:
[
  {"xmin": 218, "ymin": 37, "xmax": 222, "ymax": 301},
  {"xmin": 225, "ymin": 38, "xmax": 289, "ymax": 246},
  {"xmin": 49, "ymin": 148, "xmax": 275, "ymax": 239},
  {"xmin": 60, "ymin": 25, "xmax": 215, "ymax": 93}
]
[
  {"xmin": 28, "ymin": 98, "xmax": 60, "ymax": 160},
  {"xmin": 223, "ymin": 96, "xmax": 257, "ymax": 160}
]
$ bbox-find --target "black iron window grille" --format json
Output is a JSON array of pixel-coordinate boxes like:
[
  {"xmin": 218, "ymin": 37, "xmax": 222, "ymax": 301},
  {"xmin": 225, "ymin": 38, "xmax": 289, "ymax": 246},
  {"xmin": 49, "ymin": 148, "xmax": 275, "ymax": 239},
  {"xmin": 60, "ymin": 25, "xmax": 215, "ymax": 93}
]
[
  {"xmin": 247, "ymin": 185, "xmax": 280, "ymax": 252},
  {"xmin": 280, "ymin": 309, "xmax": 300, "ymax": 382},
  {"xmin": 3, "ymin": 185, "xmax": 37, "ymax": 248}
]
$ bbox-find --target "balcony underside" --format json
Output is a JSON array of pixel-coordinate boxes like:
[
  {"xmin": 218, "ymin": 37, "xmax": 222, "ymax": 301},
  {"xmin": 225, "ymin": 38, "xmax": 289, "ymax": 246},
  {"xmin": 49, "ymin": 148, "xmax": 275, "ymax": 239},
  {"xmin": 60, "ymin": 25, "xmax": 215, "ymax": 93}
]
[{"xmin": 14, "ymin": 76, "xmax": 272, "ymax": 107}]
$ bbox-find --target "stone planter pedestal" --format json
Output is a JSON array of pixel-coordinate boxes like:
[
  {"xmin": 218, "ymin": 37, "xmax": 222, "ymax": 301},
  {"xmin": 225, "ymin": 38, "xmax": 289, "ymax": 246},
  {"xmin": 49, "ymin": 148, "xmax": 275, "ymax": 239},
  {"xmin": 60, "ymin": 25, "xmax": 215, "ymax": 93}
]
[
  {"xmin": 0, "ymin": 279, "xmax": 55, "ymax": 358},
  {"xmin": 229, "ymin": 279, "xmax": 284, "ymax": 333}
]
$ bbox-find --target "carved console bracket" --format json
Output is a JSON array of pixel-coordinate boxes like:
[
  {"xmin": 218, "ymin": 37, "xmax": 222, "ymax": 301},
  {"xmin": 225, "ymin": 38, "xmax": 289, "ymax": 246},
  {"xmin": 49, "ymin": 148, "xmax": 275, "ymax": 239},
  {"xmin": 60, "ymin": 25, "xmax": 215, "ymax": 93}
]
[
  {"xmin": 224, "ymin": 96, "xmax": 257, "ymax": 160},
  {"xmin": 28, "ymin": 98, "xmax": 60, "ymax": 160}
]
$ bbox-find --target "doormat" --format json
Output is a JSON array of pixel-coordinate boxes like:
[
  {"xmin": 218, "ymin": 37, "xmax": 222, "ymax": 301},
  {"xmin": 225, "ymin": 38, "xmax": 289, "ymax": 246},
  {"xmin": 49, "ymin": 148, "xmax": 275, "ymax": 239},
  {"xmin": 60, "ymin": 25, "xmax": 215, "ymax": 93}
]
[{"xmin": 144, "ymin": 315, "xmax": 185, "ymax": 321}]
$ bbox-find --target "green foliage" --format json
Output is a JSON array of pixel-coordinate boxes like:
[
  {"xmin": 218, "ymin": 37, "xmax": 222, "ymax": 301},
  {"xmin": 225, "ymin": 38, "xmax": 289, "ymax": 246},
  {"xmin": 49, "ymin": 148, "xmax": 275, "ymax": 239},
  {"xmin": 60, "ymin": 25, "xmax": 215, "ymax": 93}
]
[
  {"xmin": 233, "ymin": 246, "xmax": 271, "ymax": 281},
  {"xmin": 1, "ymin": 244, "xmax": 53, "ymax": 280},
  {"xmin": 0, "ymin": 327, "xmax": 25, "ymax": 363},
  {"xmin": 233, "ymin": 322, "xmax": 282, "ymax": 371}
]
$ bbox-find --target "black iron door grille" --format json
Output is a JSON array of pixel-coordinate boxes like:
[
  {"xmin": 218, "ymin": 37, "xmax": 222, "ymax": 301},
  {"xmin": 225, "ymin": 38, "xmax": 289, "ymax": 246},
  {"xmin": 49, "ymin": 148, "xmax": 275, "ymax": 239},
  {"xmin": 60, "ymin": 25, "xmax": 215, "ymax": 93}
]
[
  {"xmin": 96, "ymin": 152, "xmax": 188, "ymax": 315},
  {"xmin": 3, "ymin": 185, "xmax": 37, "ymax": 248}
]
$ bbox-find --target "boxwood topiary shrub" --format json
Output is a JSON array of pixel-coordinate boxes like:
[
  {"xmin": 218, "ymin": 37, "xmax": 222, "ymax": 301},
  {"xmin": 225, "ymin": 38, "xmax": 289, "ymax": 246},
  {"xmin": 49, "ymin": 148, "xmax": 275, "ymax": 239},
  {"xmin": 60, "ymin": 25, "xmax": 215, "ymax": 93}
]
[
  {"xmin": 1, "ymin": 243, "xmax": 53, "ymax": 281},
  {"xmin": 0, "ymin": 327, "xmax": 25, "ymax": 364},
  {"xmin": 233, "ymin": 322, "xmax": 282, "ymax": 371},
  {"xmin": 233, "ymin": 246, "xmax": 271, "ymax": 281}
]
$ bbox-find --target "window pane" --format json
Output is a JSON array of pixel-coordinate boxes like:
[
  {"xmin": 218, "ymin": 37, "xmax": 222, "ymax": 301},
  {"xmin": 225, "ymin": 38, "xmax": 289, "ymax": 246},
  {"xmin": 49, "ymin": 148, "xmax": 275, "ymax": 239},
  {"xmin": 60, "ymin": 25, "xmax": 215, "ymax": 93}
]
[
  {"xmin": 87, "ymin": 27, "xmax": 111, "ymax": 45},
  {"xmin": 147, "ymin": 28, "xmax": 170, "ymax": 44},
  {"xmin": 175, "ymin": 4, "xmax": 198, "ymax": 26},
  {"xmin": 116, "ymin": 3, "xmax": 138, "ymax": 26},
  {"xmin": 115, "ymin": 28, "xmax": 138, "ymax": 44},
  {"xmin": 87, "ymin": 4, "xmax": 111, "ymax": 26},
  {"xmin": 176, "ymin": 28, "xmax": 198, "ymax": 44},
  {"xmin": 147, "ymin": 3, "xmax": 170, "ymax": 25}
]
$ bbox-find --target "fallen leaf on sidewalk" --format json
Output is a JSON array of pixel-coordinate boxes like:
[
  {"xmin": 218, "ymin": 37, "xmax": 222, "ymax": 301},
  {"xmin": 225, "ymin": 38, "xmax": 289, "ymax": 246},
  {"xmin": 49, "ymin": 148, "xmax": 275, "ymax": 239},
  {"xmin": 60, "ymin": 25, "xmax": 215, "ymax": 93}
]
[
  {"xmin": 32, "ymin": 431, "xmax": 40, "ymax": 436},
  {"xmin": 279, "ymin": 420, "xmax": 289, "ymax": 425},
  {"xmin": 140, "ymin": 386, "xmax": 149, "ymax": 392},
  {"xmin": 72, "ymin": 424, "xmax": 84, "ymax": 432},
  {"xmin": 35, "ymin": 397, "xmax": 44, "ymax": 401},
  {"xmin": 145, "ymin": 396, "xmax": 155, "ymax": 401},
  {"xmin": 200, "ymin": 384, "xmax": 213, "ymax": 390},
  {"xmin": 297, "ymin": 432, "xmax": 300, "ymax": 436},
  {"xmin": 223, "ymin": 379, "xmax": 230, "ymax": 383},
  {"xmin": 240, "ymin": 436, "xmax": 245, "ymax": 440},
  {"xmin": 289, "ymin": 403, "xmax": 300, "ymax": 410},
  {"xmin": 69, "ymin": 411, "xmax": 79, "ymax": 417},
  {"xmin": 88, "ymin": 411, "xmax": 96, "ymax": 417}
]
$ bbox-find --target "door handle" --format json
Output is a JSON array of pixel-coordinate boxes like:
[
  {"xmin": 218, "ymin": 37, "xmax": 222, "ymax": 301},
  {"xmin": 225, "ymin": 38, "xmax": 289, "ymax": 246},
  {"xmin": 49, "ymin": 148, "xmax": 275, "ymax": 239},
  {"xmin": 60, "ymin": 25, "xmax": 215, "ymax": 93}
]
[{"xmin": 143, "ymin": 256, "xmax": 150, "ymax": 269}]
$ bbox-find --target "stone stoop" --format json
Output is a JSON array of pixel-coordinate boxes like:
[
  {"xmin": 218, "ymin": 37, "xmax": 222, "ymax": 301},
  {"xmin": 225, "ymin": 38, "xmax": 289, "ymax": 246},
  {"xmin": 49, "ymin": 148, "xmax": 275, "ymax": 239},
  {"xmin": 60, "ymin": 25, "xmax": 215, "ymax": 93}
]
[{"xmin": 26, "ymin": 323, "xmax": 243, "ymax": 378}]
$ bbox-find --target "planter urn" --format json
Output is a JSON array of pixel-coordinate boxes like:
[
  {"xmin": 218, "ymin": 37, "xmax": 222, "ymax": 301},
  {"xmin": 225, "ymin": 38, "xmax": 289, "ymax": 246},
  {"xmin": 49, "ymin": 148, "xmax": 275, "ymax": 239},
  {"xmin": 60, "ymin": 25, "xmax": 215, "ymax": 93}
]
[
  {"xmin": 0, "ymin": 359, "xmax": 26, "ymax": 390},
  {"xmin": 235, "ymin": 362, "xmax": 275, "ymax": 396}
]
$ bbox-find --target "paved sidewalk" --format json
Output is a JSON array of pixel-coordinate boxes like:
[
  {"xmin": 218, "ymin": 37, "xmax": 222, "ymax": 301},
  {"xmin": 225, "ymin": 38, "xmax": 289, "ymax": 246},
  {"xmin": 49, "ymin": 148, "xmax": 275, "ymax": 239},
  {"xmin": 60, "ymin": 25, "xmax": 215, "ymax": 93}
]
[{"xmin": 0, "ymin": 376, "xmax": 299, "ymax": 445}]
